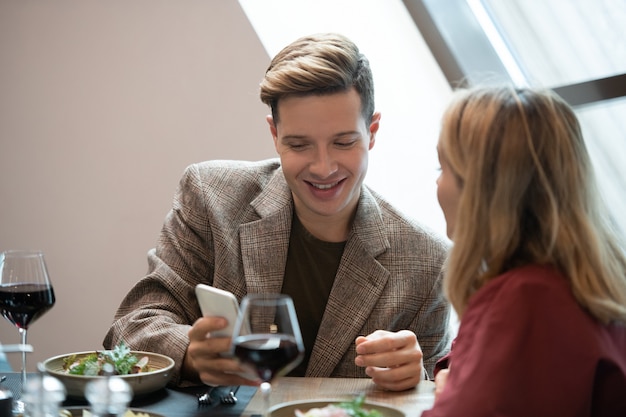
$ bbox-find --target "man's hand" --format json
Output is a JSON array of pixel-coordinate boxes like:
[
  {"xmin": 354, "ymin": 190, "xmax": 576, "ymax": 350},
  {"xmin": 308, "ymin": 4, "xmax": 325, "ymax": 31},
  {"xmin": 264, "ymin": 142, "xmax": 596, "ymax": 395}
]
[
  {"xmin": 354, "ymin": 329, "xmax": 424, "ymax": 391},
  {"xmin": 184, "ymin": 316, "xmax": 259, "ymax": 386}
]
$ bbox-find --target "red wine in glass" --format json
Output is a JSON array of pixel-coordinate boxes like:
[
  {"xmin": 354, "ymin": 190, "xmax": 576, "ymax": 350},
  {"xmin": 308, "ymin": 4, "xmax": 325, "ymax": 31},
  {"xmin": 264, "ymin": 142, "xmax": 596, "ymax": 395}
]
[
  {"xmin": 0, "ymin": 283, "xmax": 55, "ymax": 329},
  {"xmin": 231, "ymin": 294, "xmax": 304, "ymax": 417},
  {"xmin": 233, "ymin": 334, "xmax": 303, "ymax": 382},
  {"xmin": 0, "ymin": 250, "xmax": 55, "ymax": 414}
]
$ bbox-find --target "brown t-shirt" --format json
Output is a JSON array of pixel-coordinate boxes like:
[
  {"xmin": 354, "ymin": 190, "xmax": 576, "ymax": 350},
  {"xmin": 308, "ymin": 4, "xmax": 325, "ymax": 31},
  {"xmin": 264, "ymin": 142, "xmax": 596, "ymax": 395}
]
[{"xmin": 281, "ymin": 214, "xmax": 346, "ymax": 376}]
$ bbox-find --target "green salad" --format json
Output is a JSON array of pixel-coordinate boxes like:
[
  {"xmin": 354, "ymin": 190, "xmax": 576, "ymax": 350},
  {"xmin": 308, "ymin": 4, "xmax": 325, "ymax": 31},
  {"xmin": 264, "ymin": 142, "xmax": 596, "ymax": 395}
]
[
  {"xmin": 296, "ymin": 395, "xmax": 383, "ymax": 417},
  {"xmin": 336, "ymin": 395, "xmax": 383, "ymax": 417},
  {"xmin": 62, "ymin": 341, "xmax": 151, "ymax": 376}
]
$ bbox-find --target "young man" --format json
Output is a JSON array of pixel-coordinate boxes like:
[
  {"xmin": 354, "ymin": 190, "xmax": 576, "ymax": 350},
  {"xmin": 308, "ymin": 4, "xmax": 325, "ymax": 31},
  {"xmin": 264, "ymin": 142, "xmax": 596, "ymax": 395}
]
[{"xmin": 104, "ymin": 33, "xmax": 450, "ymax": 392}]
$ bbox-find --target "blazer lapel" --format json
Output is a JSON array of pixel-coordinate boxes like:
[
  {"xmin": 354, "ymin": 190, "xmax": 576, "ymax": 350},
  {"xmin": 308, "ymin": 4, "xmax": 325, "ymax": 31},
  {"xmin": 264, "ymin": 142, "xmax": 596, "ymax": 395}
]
[
  {"xmin": 306, "ymin": 187, "xmax": 391, "ymax": 376},
  {"xmin": 239, "ymin": 169, "xmax": 293, "ymax": 295}
]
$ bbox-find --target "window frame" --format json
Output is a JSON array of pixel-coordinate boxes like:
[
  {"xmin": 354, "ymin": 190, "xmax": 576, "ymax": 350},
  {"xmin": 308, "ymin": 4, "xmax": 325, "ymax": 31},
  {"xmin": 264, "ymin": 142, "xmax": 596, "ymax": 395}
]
[{"xmin": 402, "ymin": 0, "xmax": 626, "ymax": 108}]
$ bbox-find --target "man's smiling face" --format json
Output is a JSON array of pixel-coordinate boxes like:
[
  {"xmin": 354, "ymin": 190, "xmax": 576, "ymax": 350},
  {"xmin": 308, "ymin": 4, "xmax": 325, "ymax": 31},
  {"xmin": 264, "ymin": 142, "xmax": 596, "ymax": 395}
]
[{"xmin": 268, "ymin": 87, "xmax": 380, "ymax": 225}]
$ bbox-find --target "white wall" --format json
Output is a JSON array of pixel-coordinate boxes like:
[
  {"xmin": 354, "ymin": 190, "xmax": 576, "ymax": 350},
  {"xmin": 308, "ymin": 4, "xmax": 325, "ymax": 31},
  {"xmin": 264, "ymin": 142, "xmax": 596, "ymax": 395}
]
[{"xmin": 0, "ymin": 0, "xmax": 452, "ymax": 370}]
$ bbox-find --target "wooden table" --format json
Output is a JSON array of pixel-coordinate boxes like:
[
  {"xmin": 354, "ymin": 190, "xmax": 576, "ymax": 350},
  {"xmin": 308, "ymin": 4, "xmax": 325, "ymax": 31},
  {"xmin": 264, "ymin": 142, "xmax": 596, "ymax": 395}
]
[
  {"xmin": 1, "ymin": 372, "xmax": 435, "ymax": 417},
  {"xmin": 244, "ymin": 378, "xmax": 436, "ymax": 417}
]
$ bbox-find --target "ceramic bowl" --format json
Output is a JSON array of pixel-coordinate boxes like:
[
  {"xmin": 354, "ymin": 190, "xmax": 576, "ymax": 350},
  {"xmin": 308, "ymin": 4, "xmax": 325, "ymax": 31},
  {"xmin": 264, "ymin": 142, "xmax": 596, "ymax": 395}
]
[{"xmin": 43, "ymin": 350, "xmax": 175, "ymax": 399}]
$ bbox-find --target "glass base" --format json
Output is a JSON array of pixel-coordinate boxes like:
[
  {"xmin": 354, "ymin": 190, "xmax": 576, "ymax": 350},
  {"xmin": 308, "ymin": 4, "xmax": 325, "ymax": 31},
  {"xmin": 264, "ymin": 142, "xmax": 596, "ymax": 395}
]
[{"xmin": 12, "ymin": 398, "xmax": 24, "ymax": 415}]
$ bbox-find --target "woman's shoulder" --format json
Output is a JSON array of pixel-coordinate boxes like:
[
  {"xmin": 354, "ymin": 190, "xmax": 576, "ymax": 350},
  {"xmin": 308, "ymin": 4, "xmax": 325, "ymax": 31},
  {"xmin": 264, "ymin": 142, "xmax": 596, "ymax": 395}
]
[
  {"xmin": 484, "ymin": 264, "xmax": 567, "ymax": 296},
  {"xmin": 466, "ymin": 264, "xmax": 575, "ymax": 321}
]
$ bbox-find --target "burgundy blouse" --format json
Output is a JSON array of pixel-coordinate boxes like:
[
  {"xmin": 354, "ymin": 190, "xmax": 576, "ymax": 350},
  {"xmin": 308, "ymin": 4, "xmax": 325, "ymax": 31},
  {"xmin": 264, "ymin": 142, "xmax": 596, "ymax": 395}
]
[{"xmin": 422, "ymin": 264, "xmax": 626, "ymax": 417}]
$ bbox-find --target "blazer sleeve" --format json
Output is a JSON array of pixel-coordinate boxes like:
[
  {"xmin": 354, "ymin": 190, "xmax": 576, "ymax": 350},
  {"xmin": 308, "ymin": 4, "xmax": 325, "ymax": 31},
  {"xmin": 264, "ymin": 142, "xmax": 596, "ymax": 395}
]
[{"xmin": 103, "ymin": 164, "xmax": 215, "ymax": 385}]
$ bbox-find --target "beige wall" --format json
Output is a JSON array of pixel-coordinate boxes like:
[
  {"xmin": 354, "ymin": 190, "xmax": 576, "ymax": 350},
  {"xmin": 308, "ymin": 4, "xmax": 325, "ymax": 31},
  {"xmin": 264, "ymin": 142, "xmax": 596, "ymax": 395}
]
[{"xmin": 0, "ymin": 1, "xmax": 275, "ymax": 370}]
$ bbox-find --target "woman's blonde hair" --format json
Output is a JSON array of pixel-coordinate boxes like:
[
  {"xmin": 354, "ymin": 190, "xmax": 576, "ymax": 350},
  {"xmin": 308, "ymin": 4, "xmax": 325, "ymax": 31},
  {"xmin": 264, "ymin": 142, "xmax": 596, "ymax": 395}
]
[{"xmin": 439, "ymin": 85, "xmax": 626, "ymax": 324}]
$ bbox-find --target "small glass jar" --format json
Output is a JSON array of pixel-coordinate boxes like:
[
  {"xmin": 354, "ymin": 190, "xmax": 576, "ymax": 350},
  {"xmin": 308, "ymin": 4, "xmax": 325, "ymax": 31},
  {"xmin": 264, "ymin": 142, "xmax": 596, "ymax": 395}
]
[
  {"xmin": 21, "ymin": 374, "xmax": 66, "ymax": 417},
  {"xmin": 84, "ymin": 369, "xmax": 133, "ymax": 417}
]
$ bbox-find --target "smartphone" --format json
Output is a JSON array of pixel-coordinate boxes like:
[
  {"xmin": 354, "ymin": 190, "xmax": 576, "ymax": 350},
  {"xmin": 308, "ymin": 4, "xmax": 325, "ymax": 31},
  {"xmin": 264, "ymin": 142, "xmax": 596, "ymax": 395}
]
[{"xmin": 195, "ymin": 284, "xmax": 240, "ymax": 338}]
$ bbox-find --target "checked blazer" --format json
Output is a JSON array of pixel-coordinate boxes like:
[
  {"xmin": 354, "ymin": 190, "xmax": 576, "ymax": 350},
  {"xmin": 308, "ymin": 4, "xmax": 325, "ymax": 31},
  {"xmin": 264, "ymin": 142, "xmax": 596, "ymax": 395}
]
[{"xmin": 104, "ymin": 158, "xmax": 451, "ymax": 385}]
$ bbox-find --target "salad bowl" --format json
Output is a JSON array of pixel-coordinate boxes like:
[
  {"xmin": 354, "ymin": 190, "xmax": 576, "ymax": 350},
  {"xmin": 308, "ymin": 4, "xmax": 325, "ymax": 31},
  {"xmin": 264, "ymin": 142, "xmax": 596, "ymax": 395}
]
[{"xmin": 43, "ymin": 350, "xmax": 175, "ymax": 399}]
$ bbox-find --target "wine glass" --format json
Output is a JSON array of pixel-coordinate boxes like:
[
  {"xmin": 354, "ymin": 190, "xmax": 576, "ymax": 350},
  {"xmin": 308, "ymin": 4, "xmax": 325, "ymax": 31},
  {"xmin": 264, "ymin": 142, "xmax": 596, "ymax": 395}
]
[
  {"xmin": 0, "ymin": 250, "xmax": 56, "ymax": 413},
  {"xmin": 231, "ymin": 294, "xmax": 304, "ymax": 417}
]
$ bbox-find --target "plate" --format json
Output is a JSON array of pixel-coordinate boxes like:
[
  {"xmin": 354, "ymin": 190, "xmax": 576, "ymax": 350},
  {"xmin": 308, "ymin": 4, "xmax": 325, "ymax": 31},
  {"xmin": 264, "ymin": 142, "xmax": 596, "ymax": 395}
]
[
  {"xmin": 43, "ymin": 350, "xmax": 175, "ymax": 399},
  {"xmin": 269, "ymin": 399, "xmax": 405, "ymax": 417}
]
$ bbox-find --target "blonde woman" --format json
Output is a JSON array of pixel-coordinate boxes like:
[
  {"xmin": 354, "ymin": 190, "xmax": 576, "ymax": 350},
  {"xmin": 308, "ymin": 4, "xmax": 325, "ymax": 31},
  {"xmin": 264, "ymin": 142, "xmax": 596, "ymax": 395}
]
[{"xmin": 423, "ymin": 86, "xmax": 626, "ymax": 416}]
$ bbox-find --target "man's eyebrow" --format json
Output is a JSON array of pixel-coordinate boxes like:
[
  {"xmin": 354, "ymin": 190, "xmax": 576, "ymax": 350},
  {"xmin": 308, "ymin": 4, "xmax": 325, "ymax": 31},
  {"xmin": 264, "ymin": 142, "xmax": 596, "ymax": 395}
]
[
  {"xmin": 280, "ymin": 134, "xmax": 308, "ymax": 141},
  {"xmin": 281, "ymin": 131, "xmax": 361, "ymax": 140},
  {"xmin": 333, "ymin": 131, "xmax": 361, "ymax": 138}
]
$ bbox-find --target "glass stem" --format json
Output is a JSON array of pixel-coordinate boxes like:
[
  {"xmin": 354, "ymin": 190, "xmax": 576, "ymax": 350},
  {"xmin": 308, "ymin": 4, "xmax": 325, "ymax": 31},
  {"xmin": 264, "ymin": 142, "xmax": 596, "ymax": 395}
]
[
  {"xmin": 260, "ymin": 381, "xmax": 271, "ymax": 417},
  {"xmin": 19, "ymin": 327, "xmax": 27, "ymax": 397}
]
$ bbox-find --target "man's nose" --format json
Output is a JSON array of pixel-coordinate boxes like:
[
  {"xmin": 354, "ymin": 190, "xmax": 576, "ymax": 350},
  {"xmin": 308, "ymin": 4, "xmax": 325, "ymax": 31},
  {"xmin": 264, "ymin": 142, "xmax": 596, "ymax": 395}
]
[{"xmin": 310, "ymin": 149, "xmax": 338, "ymax": 178}]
